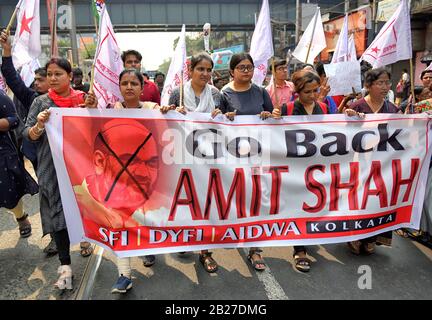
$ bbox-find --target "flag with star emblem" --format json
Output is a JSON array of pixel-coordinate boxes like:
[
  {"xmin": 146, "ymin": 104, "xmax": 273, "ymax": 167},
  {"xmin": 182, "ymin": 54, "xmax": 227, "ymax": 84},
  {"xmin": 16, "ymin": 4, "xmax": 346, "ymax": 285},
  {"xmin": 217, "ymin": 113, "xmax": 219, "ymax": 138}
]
[
  {"xmin": 12, "ymin": 0, "xmax": 41, "ymax": 69},
  {"xmin": 361, "ymin": 0, "xmax": 411, "ymax": 68}
]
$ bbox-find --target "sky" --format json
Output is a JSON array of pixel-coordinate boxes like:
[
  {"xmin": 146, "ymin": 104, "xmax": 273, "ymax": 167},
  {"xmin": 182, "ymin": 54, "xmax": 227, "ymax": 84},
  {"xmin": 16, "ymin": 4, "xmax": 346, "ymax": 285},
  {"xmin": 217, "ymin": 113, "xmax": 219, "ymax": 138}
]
[{"xmin": 115, "ymin": 32, "xmax": 181, "ymax": 71}]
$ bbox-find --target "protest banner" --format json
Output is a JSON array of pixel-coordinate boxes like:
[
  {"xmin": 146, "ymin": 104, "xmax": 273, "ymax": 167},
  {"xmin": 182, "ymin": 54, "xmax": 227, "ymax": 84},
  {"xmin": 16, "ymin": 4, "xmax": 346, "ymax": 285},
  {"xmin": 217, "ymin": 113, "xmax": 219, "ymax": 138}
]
[
  {"xmin": 324, "ymin": 61, "xmax": 362, "ymax": 96},
  {"xmin": 46, "ymin": 110, "xmax": 432, "ymax": 257}
]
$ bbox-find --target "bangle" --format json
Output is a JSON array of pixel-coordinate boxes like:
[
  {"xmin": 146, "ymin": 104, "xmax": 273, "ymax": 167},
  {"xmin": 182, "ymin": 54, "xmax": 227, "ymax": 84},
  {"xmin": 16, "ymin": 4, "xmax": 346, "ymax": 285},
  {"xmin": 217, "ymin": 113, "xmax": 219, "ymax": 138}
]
[
  {"xmin": 33, "ymin": 124, "xmax": 45, "ymax": 135},
  {"xmin": 36, "ymin": 123, "xmax": 45, "ymax": 132}
]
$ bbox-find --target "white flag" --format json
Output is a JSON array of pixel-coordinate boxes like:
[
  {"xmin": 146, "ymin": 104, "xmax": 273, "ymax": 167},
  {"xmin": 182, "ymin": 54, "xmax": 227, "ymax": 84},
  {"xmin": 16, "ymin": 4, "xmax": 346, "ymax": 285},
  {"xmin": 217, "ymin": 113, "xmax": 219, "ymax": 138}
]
[
  {"xmin": 12, "ymin": 0, "xmax": 41, "ymax": 69},
  {"xmin": 250, "ymin": 0, "xmax": 273, "ymax": 86},
  {"xmin": 425, "ymin": 63, "xmax": 432, "ymax": 71},
  {"xmin": 161, "ymin": 24, "xmax": 188, "ymax": 106},
  {"xmin": 20, "ymin": 58, "xmax": 40, "ymax": 87},
  {"xmin": 348, "ymin": 35, "xmax": 357, "ymax": 62},
  {"xmin": 0, "ymin": 71, "xmax": 6, "ymax": 93},
  {"xmin": 293, "ymin": 7, "xmax": 326, "ymax": 65},
  {"xmin": 331, "ymin": 14, "xmax": 349, "ymax": 63},
  {"xmin": 361, "ymin": 0, "xmax": 412, "ymax": 68},
  {"xmin": 92, "ymin": 6, "xmax": 124, "ymax": 109}
]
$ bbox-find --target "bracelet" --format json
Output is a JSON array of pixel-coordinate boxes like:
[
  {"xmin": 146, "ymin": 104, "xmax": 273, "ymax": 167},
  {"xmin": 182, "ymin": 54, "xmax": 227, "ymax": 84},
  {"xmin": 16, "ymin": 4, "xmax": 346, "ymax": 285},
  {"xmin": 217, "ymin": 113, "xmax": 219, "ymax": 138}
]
[{"xmin": 33, "ymin": 124, "xmax": 45, "ymax": 135}]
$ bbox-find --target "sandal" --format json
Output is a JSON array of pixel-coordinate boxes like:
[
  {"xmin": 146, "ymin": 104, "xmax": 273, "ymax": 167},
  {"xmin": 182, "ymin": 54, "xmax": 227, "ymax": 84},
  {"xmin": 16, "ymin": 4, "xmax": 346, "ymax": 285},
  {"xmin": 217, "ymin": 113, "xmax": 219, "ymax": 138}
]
[
  {"xmin": 362, "ymin": 242, "xmax": 375, "ymax": 255},
  {"xmin": 54, "ymin": 265, "xmax": 73, "ymax": 290},
  {"xmin": 16, "ymin": 214, "xmax": 32, "ymax": 238},
  {"xmin": 247, "ymin": 250, "xmax": 266, "ymax": 271},
  {"xmin": 347, "ymin": 240, "xmax": 361, "ymax": 255},
  {"xmin": 143, "ymin": 255, "xmax": 156, "ymax": 267},
  {"xmin": 199, "ymin": 252, "xmax": 218, "ymax": 273},
  {"xmin": 395, "ymin": 229, "xmax": 409, "ymax": 238},
  {"xmin": 293, "ymin": 251, "xmax": 311, "ymax": 272},
  {"xmin": 80, "ymin": 241, "xmax": 93, "ymax": 257}
]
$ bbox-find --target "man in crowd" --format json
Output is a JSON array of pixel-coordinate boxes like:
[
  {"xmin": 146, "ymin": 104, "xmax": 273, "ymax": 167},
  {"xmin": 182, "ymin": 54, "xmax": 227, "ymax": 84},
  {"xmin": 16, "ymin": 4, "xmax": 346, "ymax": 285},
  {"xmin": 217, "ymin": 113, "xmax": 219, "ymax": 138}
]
[
  {"xmin": 121, "ymin": 50, "xmax": 160, "ymax": 104},
  {"xmin": 72, "ymin": 68, "xmax": 90, "ymax": 93},
  {"xmin": 154, "ymin": 72, "xmax": 165, "ymax": 94},
  {"xmin": 265, "ymin": 58, "xmax": 294, "ymax": 109}
]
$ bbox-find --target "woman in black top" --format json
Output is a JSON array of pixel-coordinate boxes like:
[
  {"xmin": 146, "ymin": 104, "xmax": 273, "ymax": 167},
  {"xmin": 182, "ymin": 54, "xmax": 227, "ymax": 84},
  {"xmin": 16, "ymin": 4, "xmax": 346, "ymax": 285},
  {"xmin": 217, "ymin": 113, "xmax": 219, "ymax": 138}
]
[
  {"xmin": 215, "ymin": 53, "xmax": 273, "ymax": 271},
  {"xmin": 272, "ymin": 70, "xmax": 328, "ymax": 118},
  {"xmin": 273, "ymin": 70, "xmax": 328, "ymax": 272},
  {"xmin": 215, "ymin": 53, "xmax": 273, "ymax": 121},
  {"xmin": 0, "ymin": 91, "xmax": 38, "ymax": 237}
]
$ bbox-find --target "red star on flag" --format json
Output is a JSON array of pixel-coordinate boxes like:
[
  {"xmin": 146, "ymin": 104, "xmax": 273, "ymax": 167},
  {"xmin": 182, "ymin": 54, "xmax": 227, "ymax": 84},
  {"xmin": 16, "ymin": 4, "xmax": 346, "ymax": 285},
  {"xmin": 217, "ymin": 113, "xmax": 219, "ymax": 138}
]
[
  {"xmin": 371, "ymin": 47, "xmax": 380, "ymax": 54},
  {"xmin": 19, "ymin": 12, "xmax": 34, "ymax": 37}
]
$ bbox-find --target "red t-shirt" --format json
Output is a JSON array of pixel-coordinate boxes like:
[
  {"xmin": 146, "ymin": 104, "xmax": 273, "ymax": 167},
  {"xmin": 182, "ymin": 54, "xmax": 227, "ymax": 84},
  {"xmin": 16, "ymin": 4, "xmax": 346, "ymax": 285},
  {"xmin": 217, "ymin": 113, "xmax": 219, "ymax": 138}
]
[{"xmin": 139, "ymin": 80, "xmax": 161, "ymax": 104}]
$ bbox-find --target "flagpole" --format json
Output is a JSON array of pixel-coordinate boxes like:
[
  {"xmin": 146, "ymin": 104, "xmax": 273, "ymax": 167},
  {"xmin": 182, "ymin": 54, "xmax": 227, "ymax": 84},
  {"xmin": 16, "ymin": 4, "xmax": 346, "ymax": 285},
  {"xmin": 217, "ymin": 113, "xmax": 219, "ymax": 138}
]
[
  {"xmin": 305, "ymin": 7, "xmax": 320, "ymax": 64},
  {"xmin": 271, "ymin": 58, "xmax": 279, "ymax": 110},
  {"xmin": 179, "ymin": 70, "xmax": 184, "ymax": 108},
  {"xmin": 5, "ymin": 7, "xmax": 20, "ymax": 34},
  {"xmin": 409, "ymin": 58, "xmax": 415, "ymax": 110},
  {"xmin": 89, "ymin": 12, "xmax": 100, "ymax": 93}
]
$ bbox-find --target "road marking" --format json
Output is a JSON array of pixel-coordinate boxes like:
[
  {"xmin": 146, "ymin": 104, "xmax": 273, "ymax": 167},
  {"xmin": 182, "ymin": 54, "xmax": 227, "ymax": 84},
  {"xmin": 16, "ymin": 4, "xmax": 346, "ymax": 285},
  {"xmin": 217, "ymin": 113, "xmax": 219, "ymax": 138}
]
[{"xmin": 242, "ymin": 248, "xmax": 289, "ymax": 300}]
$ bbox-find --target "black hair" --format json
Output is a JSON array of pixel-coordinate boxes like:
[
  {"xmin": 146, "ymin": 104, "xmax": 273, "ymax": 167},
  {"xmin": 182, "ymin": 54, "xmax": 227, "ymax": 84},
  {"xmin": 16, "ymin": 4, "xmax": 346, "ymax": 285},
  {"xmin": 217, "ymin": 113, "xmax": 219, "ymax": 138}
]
[
  {"xmin": 154, "ymin": 72, "xmax": 165, "ymax": 79},
  {"xmin": 315, "ymin": 62, "xmax": 326, "ymax": 77},
  {"xmin": 121, "ymin": 50, "xmax": 142, "ymax": 63},
  {"xmin": 190, "ymin": 52, "xmax": 214, "ymax": 70},
  {"xmin": 72, "ymin": 67, "xmax": 83, "ymax": 77},
  {"xmin": 421, "ymin": 69, "xmax": 432, "ymax": 80},
  {"xmin": 269, "ymin": 57, "xmax": 286, "ymax": 72},
  {"xmin": 229, "ymin": 53, "xmax": 254, "ymax": 71},
  {"xmin": 45, "ymin": 57, "xmax": 72, "ymax": 74},
  {"xmin": 34, "ymin": 67, "xmax": 47, "ymax": 77},
  {"xmin": 292, "ymin": 70, "xmax": 321, "ymax": 93},
  {"xmin": 414, "ymin": 85, "xmax": 424, "ymax": 96},
  {"xmin": 364, "ymin": 68, "xmax": 392, "ymax": 87},
  {"xmin": 119, "ymin": 68, "xmax": 144, "ymax": 87}
]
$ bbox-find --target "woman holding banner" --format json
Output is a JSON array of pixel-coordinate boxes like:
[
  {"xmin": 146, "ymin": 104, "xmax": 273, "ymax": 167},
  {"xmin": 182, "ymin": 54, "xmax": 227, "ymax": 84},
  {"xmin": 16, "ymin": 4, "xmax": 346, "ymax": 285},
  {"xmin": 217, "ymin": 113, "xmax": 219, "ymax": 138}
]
[
  {"xmin": 217, "ymin": 53, "xmax": 273, "ymax": 271},
  {"xmin": 24, "ymin": 58, "xmax": 95, "ymax": 290},
  {"xmin": 88, "ymin": 68, "xmax": 154, "ymax": 293},
  {"xmin": 162, "ymin": 52, "xmax": 221, "ymax": 273},
  {"xmin": 345, "ymin": 68, "xmax": 399, "ymax": 255},
  {"xmin": 272, "ymin": 69, "xmax": 329, "ymax": 272}
]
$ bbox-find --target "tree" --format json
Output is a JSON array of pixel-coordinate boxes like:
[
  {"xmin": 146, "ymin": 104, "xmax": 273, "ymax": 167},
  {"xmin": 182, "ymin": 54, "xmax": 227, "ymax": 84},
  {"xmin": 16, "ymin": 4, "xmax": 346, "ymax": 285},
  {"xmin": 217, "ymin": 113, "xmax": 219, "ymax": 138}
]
[
  {"xmin": 158, "ymin": 58, "xmax": 172, "ymax": 75},
  {"xmin": 173, "ymin": 34, "xmax": 207, "ymax": 56}
]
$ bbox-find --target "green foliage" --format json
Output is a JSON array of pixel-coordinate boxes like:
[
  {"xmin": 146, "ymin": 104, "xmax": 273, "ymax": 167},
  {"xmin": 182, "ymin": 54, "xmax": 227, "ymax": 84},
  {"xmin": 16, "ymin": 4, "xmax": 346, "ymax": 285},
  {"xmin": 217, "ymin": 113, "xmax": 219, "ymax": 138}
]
[{"xmin": 158, "ymin": 58, "xmax": 172, "ymax": 75}]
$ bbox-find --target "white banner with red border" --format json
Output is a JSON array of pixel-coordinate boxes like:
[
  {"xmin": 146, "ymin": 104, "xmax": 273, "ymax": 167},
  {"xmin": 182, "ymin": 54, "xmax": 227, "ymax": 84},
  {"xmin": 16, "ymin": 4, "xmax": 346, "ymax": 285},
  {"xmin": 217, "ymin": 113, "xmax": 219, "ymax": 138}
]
[{"xmin": 45, "ymin": 109, "xmax": 432, "ymax": 257}]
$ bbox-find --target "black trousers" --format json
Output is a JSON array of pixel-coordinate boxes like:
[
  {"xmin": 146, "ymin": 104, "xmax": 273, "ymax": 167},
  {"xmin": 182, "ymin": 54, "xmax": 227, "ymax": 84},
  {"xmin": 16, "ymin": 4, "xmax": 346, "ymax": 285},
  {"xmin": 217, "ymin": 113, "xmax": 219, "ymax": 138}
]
[
  {"xmin": 52, "ymin": 229, "xmax": 71, "ymax": 265},
  {"xmin": 293, "ymin": 246, "xmax": 306, "ymax": 255}
]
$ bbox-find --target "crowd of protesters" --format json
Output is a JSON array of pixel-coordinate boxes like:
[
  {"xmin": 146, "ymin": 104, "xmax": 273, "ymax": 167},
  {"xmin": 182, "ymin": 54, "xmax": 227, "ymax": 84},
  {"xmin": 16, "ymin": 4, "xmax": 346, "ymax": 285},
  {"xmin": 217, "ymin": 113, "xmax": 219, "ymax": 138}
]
[{"xmin": 1, "ymin": 27, "xmax": 432, "ymax": 294}]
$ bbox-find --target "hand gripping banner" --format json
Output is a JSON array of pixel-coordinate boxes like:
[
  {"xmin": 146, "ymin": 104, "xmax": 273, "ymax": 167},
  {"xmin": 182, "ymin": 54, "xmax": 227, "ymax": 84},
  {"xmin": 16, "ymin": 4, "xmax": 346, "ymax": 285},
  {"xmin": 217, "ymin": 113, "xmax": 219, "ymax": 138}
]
[{"xmin": 45, "ymin": 109, "xmax": 432, "ymax": 257}]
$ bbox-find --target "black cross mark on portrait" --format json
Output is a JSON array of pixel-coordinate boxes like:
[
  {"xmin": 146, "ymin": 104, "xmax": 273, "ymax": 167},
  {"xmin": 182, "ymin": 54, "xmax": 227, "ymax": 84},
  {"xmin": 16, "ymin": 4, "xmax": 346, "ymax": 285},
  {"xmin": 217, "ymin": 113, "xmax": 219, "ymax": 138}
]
[{"xmin": 96, "ymin": 130, "xmax": 157, "ymax": 204}]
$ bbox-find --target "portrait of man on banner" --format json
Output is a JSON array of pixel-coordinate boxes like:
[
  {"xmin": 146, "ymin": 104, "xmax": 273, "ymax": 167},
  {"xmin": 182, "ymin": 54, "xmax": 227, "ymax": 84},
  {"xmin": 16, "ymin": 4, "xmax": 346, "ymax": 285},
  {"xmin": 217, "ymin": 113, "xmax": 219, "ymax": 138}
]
[{"xmin": 65, "ymin": 118, "xmax": 171, "ymax": 234}]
